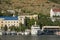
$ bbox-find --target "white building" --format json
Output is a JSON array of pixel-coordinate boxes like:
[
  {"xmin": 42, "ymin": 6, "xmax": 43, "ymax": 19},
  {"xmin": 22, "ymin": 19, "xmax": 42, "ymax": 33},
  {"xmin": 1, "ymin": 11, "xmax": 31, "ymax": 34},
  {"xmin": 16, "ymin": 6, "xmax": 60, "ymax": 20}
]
[
  {"xmin": 0, "ymin": 16, "xmax": 20, "ymax": 29},
  {"xmin": 31, "ymin": 22, "xmax": 40, "ymax": 35},
  {"xmin": 50, "ymin": 8, "xmax": 60, "ymax": 22},
  {"xmin": 18, "ymin": 15, "xmax": 38, "ymax": 24},
  {"xmin": 0, "ymin": 15, "xmax": 38, "ymax": 29},
  {"xmin": 19, "ymin": 15, "xmax": 38, "ymax": 19}
]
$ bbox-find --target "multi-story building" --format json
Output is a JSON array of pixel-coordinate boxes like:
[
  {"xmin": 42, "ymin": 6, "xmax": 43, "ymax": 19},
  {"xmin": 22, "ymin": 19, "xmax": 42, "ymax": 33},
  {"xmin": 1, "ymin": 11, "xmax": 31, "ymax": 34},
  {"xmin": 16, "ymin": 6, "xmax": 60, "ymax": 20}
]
[
  {"xmin": 50, "ymin": 8, "xmax": 60, "ymax": 22},
  {"xmin": 0, "ymin": 16, "xmax": 19, "ymax": 28},
  {"xmin": 0, "ymin": 15, "xmax": 38, "ymax": 29},
  {"xmin": 18, "ymin": 14, "xmax": 38, "ymax": 24}
]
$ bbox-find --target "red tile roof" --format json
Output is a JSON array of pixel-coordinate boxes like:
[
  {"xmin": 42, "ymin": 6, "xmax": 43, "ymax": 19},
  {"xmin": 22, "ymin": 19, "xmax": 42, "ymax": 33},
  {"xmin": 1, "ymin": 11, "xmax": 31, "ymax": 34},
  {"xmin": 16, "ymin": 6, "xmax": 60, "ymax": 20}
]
[{"xmin": 53, "ymin": 9, "xmax": 60, "ymax": 12}]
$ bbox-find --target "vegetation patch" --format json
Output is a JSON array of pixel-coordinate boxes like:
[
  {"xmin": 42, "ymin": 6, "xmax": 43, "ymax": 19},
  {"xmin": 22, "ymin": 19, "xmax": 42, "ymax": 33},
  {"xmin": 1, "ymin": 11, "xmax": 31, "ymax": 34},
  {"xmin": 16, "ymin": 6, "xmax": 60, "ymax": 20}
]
[{"xmin": 49, "ymin": 0, "xmax": 60, "ymax": 4}]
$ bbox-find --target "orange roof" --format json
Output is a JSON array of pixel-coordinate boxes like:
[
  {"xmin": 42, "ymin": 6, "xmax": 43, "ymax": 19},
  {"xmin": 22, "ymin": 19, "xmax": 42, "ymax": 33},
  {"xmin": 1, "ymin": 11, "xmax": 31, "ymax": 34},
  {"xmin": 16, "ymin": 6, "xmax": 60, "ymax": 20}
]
[{"xmin": 53, "ymin": 9, "xmax": 60, "ymax": 12}]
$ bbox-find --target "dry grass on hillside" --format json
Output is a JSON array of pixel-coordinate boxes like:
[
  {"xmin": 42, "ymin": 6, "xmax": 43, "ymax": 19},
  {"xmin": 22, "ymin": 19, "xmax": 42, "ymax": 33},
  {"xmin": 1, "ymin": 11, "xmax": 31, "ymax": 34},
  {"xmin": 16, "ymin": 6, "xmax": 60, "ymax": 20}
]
[{"xmin": 0, "ymin": 0, "xmax": 60, "ymax": 15}]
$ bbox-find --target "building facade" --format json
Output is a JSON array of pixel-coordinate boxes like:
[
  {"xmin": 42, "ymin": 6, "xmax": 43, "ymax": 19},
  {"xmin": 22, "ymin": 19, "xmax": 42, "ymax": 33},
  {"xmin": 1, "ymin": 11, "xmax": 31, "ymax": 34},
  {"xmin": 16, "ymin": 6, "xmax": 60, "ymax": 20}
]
[
  {"xmin": 50, "ymin": 8, "xmax": 60, "ymax": 22},
  {"xmin": 18, "ymin": 15, "xmax": 38, "ymax": 24},
  {"xmin": 0, "ymin": 15, "xmax": 38, "ymax": 29},
  {"xmin": 0, "ymin": 16, "xmax": 20, "ymax": 29}
]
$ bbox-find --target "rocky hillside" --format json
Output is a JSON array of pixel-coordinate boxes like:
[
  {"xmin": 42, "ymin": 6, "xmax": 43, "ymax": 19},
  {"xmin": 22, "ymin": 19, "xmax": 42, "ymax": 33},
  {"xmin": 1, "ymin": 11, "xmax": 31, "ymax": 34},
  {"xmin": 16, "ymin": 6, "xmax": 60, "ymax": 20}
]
[{"xmin": 0, "ymin": 0, "xmax": 60, "ymax": 15}]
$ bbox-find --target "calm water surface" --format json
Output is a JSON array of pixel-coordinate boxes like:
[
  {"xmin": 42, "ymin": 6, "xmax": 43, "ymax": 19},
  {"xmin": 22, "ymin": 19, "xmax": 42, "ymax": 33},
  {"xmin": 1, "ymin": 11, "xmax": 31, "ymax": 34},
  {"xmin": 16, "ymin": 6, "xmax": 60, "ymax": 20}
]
[{"xmin": 0, "ymin": 35, "xmax": 60, "ymax": 40}]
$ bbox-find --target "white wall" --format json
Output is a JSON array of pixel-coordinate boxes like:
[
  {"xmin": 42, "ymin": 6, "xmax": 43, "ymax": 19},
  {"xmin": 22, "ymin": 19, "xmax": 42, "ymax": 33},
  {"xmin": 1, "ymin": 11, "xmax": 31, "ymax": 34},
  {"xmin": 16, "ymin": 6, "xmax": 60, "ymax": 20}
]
[
  {"xmin": 18, "ymin": 16, "xmax": 25, "ymax": 24},
  {"xmin": 50, "ymin": 9, "xmax": 55, "ymax": 18},
  {"xmin": 50, "ymin": 9, "xmax": 60, "ymax": 17}
]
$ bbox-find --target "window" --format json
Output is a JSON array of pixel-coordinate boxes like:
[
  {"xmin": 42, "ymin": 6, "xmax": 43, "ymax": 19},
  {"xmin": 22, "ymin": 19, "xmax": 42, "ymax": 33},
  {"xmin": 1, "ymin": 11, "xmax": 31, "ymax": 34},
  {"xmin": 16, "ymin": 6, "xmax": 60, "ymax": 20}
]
[
  {"xmin": 5, "ymin": 21, "xmax": 7, "ymax": 23},
  {"xmin": 8, "ymin": 24, "xmax": 10, "ymax": 26},
  {"xmin": 14, "ymin": 24, "xmax": 15, "ymax": 26},
  {"xmin": 1, "ymin": 21, "xmax": 3, "ymax": 23},
  {"xmin": 17, "ymin": 21, "xmax": 18, "ymax": 23},
  {"xmin": 14, "ymin": 21, "xmax": 15, "ymax": 23},
  {"xmin": 11, "ymin": 21, "xmax": 12, "ymax": 23},
  {"xmin": 20, "ymin": 18, "xmax": 22, "ymax": 20},
  {"xmin": 1, "ymin": 24, "xmax": 3, "ymax": 27},
  {"xmin": 8, "ymin": 21, "xmax": 10, "ymax": 23}
]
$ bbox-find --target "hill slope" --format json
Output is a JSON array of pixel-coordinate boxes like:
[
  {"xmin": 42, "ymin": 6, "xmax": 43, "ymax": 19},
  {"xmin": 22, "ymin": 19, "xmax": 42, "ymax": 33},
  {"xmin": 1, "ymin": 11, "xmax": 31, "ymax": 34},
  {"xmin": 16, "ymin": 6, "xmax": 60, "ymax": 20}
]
[{"xmin": 0, "ymin": 0, "xmax": 60, "ymax": 15}]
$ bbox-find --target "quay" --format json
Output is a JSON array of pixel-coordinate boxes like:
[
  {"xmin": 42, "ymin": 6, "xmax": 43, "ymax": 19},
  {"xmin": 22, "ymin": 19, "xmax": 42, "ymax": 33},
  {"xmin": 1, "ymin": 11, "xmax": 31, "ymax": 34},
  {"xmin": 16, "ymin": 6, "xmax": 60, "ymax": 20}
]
[{"xmin": 0, "ymin": 35, "xmax": 60, "ymax": 40}]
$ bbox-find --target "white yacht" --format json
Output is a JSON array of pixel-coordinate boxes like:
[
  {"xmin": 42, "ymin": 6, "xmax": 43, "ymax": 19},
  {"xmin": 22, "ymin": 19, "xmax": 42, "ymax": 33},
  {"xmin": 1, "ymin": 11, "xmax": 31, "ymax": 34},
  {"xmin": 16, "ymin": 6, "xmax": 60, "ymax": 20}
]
[{"xmin": 31, "ymin": 21, "xmax": 40, "ymax": 35}]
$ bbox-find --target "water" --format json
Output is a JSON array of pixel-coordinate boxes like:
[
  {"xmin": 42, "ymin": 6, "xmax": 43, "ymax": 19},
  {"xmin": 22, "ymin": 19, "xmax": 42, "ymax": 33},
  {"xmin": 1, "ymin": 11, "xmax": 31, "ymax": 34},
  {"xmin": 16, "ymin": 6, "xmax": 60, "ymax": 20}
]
[{"xmin": 0, "ymin": 35, "xmax": 60, "ymax": 40}]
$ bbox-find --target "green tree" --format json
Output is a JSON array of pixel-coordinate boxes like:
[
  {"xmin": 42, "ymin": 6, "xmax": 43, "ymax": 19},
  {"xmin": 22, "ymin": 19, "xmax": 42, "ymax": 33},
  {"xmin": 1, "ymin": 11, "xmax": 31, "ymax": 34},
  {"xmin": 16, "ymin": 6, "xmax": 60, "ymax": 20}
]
[
  {"xmin": 16, "ymin": 27, "xmax": 21, "ymax": 32},
  {"xmin": 9, "ymin": 26, "xmax": 16, "ymax": 31},
  {"xmin": 38, "ymin": 13, "xmax": 53, "ymax": 26},
  {"xmin": 48, "ymin": 0, "xmax": 60, "ymax": 4},
  {"xmin": 20, "ymin": 23, "xmax": 26, "ymax": 32},
  {"xmin": 24, "ymin": 17, "xmax": 35, "ymax": 29},
  {"xmin": 3, "ymin": 25, "xmax": 8, "ymax": 31},
  {"xmin": 53, "ymin": 20, "xmax": 60, "ymax": 26}
]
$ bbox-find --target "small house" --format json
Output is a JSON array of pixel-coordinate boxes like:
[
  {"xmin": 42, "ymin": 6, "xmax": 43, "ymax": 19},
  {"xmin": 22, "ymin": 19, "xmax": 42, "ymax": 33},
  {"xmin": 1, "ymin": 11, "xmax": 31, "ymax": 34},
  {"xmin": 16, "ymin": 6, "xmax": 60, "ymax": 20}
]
[{"xmin": 50, "ymin": 8, "xmax": 60, "ymax": 22}]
